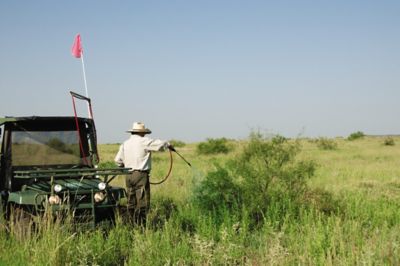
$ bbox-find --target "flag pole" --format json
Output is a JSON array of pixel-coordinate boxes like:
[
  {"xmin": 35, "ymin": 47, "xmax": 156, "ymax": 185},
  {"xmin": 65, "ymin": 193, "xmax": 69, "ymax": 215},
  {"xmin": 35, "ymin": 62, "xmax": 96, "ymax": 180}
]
[
  {"xmin": 81, "ymin": 52, "xmax": 92, "ymax": 119},
  {"xmin": 72, "ymin": 33, "xmax": 91, "ymax": 118},
  {"xmin": 80, "ymin": 52, "xmax": 89, "ymax": 99}
]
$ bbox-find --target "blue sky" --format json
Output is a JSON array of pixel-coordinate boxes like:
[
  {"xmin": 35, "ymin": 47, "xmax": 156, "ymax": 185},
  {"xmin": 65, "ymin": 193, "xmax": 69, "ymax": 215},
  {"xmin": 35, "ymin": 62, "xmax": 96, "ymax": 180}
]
[{"xmin": 1, "ymin": 1, "xmax": 399, "ymax": 143}]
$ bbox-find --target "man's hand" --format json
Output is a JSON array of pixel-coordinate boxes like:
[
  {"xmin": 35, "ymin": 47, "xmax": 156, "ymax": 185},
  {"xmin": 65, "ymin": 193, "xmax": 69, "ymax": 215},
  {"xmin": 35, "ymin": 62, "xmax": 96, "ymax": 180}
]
[{"xmin": 167, "ymin": 144, "xmax": 176, "ymax": 152}]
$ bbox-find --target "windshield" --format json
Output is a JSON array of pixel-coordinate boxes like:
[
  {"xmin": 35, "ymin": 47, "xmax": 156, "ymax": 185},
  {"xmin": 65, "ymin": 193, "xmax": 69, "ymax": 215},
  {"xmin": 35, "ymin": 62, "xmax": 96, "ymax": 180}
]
[{"xmin": 12, "ymin": 130, "xmax": 83, "ymax": 166}]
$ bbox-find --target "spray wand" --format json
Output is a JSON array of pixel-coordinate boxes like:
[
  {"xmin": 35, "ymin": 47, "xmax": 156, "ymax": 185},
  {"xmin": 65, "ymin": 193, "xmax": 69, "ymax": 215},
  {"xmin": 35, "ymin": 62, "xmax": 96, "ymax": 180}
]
[{"xmin": 168, "ymin": 145, "xmax": 192, "ymax": 167}]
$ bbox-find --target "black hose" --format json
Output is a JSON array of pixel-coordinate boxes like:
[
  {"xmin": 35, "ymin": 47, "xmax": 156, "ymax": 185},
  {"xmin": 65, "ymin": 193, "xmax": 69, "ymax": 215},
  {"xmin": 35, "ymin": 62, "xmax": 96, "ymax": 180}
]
[{"xmin": 150, "ymin": 149, "xmax": 174, "ymax": 185}]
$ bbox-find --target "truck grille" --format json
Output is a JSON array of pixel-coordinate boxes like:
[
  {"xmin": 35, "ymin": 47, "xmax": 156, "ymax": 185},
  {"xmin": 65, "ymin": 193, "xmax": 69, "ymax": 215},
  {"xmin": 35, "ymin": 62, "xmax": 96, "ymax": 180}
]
[{"xmin": 60, "ymin": 191, "xmax": 93, "ymax": 205}]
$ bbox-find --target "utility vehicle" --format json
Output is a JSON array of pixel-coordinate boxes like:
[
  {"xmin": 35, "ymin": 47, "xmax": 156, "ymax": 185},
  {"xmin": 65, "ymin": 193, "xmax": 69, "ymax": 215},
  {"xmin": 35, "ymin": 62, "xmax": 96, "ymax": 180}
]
[{"xmin": 0, "ymin": 93, "xmax": 130, "ymax": 227}]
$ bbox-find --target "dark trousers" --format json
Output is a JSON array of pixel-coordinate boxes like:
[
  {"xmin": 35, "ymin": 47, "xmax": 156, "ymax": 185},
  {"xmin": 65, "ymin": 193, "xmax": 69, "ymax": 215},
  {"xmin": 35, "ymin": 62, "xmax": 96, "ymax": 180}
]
[{"xmin": 125, "ymin": 171, "xmax": 150, "ymax": 224}]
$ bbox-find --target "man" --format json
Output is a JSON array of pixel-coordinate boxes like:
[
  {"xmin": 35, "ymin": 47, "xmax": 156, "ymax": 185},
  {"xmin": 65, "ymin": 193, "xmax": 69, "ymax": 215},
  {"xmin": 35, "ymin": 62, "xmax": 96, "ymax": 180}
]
[{"xmin": 114, "ymin": 122, "xmax": 172, "ymax": 224}]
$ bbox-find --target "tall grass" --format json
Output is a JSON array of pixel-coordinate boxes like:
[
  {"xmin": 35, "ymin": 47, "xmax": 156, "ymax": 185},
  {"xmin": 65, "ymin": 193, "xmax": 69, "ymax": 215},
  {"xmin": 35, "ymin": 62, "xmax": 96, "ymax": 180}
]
[
  {"xmin": 2, "ymin": 193, "xmax": 398, "ymax": 265},
  {"xmin": 0, "ymin": 136, "xmax": 399, "ymax": 264}
]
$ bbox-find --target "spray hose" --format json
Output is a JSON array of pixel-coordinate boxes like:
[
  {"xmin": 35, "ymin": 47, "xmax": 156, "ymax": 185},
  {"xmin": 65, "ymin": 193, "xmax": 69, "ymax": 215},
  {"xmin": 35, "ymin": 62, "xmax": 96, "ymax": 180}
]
[
  {"xmin": 150, "ymin": 148, "xmax": 191, "ymax": 185},
  {"xmin": 149, "ymin": 149, "xmax": 174, "ymax": 185}
]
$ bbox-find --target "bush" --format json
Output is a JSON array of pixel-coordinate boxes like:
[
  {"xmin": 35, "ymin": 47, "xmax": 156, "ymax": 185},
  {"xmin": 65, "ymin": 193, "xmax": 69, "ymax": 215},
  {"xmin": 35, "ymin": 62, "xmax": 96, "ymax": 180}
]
[
  {"xmin": 383, "ymin": 137, "xmax": 395, "ymax": 146},
  {"xmin": 347, "ymin": 131, "xmax": 365, "ymax": 141},
  {"xmin": 197, "ymin": 138, "xmax": 232, "ymax": 155},
  {"xmin": 236, "ymin": 135, "xmax": 315, "ymax": 209},
  {"xmin": 193, "ymin": 164, "xmax": 242, "ymax": 214},
  {"xmin": 169, "ymin": 139, "xmax": 186, "ymax": 148},
  {"xmin": 193, "ymin": 134, "xmax": 316, "ymax": 226},
  {"xmin": 315, "ymin": 137, "xmax": 337, "ymax": 150}
]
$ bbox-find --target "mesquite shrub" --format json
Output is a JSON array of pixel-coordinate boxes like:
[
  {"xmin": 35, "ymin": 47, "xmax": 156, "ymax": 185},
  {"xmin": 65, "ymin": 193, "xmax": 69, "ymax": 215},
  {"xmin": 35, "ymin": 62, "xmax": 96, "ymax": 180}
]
[
  {"xmin": 315, "ymin": 137, "xmax": 338, "ymax": 150},
  {"xmin": 194, "ymin": 134, "xmax": 316, "ymax": 225},
  {"xmin": 347, "ymin": 131, "xmax": 365, "ymax": 141},
  {"xmin": 169, "ymin": 139, "xmax": 186, "ymax": 148},
  {"xmin": 196, "ymin": 138, "xmax": 232, "ymax": 155},
  {"xmin": 383, "ymin": 137, "xmax": 395, "ymax": 146}
]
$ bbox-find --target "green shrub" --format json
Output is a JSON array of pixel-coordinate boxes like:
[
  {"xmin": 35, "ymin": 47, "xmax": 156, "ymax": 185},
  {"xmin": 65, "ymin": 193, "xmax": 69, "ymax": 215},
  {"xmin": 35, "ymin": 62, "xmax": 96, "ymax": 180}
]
[
  {"xmin": 383, "ymin": 137, "xmax": 395, "ymax": 146},
  {"xmin": 197, "ymin": 138, "xmax": 232, "ymax": 155},
  {"xmin": 169, "ymin": 139, "xmax": 186, "ymax": 148},
  {"xmin": 193, "ymin": 164, "xmax": 242, "ymax": 214},
  {"xmin": 315, "ymin": 137, "xmax": 337, "ymax": 150},
  {"xmin": 236, "ymin": 135, "xmax": 315, "ymax": 210},
  {"xmin": 193, "ymin": 134, "xmax": 316, "ymax": 226},
  {"xmin": 347, "ymin": 131, "xmax": 365, "ymax": 141}
]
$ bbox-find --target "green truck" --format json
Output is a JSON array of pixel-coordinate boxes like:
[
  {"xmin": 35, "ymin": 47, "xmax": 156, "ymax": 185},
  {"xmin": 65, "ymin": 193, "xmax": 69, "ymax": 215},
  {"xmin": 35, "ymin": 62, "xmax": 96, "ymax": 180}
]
[{"xmin": 0, "ymin": 114, "xmax": 129, "ymax": 227}]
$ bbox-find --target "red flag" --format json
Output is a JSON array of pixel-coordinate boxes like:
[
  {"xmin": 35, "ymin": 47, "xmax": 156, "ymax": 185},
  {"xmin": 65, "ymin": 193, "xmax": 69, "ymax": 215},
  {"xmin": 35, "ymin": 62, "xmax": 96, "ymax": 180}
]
[{"xmin": 71, "ymin": 34, "xmax": 83, "ymax": 58}]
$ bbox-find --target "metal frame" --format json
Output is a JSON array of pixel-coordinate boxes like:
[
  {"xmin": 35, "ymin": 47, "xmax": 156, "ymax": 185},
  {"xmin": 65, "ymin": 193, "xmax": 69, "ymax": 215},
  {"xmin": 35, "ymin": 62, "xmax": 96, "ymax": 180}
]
[{"xmin": 13, "ymin": 168, "xmax": 131, "ymax": 180}]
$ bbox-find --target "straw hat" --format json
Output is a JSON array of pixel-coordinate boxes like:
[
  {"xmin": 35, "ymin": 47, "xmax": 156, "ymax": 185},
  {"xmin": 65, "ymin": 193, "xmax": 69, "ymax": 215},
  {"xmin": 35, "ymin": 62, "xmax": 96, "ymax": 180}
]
[{"xmin": 127, "ymin": 122, "xmax": 152, "ymax": 134}]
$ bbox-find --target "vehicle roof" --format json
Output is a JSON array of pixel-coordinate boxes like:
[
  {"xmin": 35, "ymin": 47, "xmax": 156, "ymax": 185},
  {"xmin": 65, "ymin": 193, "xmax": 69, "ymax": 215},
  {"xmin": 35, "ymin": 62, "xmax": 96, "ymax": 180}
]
[{"xmin": 0, "ymin": 116, "xmax": 92, "ymax": 126}]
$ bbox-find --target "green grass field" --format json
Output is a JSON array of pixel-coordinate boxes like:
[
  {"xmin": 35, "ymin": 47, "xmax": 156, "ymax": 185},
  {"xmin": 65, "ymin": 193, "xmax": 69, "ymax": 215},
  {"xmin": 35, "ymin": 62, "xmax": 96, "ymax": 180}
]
[{"xmin": 1, "ymin": 136, "xmax": 399, "ymax": 265}]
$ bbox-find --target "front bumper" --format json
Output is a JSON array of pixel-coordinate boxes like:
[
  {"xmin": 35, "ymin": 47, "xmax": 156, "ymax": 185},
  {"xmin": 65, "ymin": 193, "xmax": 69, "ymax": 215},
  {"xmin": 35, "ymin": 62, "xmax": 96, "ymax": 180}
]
[{"xmin": 9, "ymin": 188, "xmax": 126, "ymax": 226}]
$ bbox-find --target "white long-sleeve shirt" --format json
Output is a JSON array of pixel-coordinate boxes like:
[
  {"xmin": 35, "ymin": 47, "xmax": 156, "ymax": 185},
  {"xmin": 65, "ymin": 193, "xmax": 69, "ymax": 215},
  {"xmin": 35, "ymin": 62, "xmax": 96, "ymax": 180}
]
[{"xmin": 114, "ymin": 135, "xmax": 169, "ymax": 171}]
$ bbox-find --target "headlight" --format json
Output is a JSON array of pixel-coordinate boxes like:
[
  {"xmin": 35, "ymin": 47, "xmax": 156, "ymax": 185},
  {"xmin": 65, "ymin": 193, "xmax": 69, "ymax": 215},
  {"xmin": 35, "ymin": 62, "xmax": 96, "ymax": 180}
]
[
  {"xmin": 54, "ymin": 184, "xmax": 63, "ymax": 193},
  {"xmin": 94, "ymin": 192, "xmax": 106, "ymax": 203},
  {"xmin": 49, "ymin": 195, "xmax": 61, "ymax": 205},
  {"xmin": 98, "ymin": 182, "xmax": 106, "ymax": 190}
]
